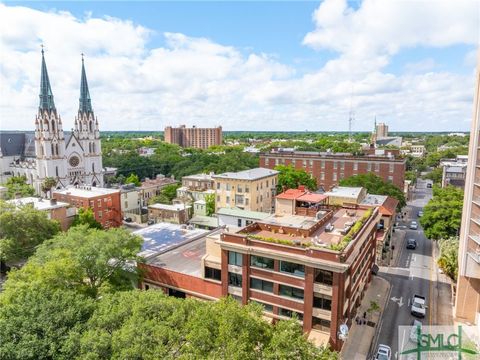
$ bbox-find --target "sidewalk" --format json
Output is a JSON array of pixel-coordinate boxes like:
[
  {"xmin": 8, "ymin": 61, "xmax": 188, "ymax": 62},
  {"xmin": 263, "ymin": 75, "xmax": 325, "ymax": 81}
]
[
  {"xmin": 340, "ymin": 276, "xmax": 391, "ymax": 360},
  {"xmin": 430, "ymin": 240, "xmax": 454, "ymax": 326}
]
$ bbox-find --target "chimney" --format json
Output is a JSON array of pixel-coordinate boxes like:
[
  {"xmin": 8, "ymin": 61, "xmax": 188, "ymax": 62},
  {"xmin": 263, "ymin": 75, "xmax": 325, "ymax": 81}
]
[{"xmin": 298, "ymin": 185, "xmax": 306, "ymax": 192}]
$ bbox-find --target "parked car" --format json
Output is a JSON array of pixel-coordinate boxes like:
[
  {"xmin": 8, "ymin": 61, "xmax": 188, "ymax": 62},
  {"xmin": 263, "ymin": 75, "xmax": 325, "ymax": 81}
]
[
  {"xmin": 427, "ymin": 183, "xmax": 432, "ymax": 188},
  {"xmin": 410, "ymin": 221, "xmax": 418, "ymax": 230},
  {"xmin": 410, "ymin": 319, "xmax": 423, "ymax": 343},
  {"xmin": 411, "ymin": 294, "xmax": 426, "ymax": 317},
  {"xmin": 418, "ymin": 211, "xmax": 424, "ymax": 217},
  {"xmin": 147, "ymin": 219, "xmax": 155, "ymax": 225},
  {"xmin": 124, "ymin": 217, "xmax": 133, "ymax": 223},
  {"xmin": 374, "ymin": 344, "xmax": 392, "ymax": 360},
  {"xmin": 406, "ymin": 238, "xmax": 417, "ymax": 250}
]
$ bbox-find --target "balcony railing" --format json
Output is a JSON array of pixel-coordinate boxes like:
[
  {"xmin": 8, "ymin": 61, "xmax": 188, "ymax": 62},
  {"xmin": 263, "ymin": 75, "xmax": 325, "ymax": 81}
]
[{"xmin": 313, "ymin": 282, "xmax": 333, "ymax": 296}]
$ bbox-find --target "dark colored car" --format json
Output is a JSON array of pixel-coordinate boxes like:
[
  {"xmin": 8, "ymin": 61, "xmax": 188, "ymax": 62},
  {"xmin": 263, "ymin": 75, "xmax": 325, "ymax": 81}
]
[
  {"xmin": 124, "ymin": 217, "xmax": 133, "ymax": 223},
  {"xmin": 427, "ymin": 183, "xmax": 432, "ymax": 188},
  {"xmin": 406, "ymin": 238, "xmax": 417, "ymax": 249}
]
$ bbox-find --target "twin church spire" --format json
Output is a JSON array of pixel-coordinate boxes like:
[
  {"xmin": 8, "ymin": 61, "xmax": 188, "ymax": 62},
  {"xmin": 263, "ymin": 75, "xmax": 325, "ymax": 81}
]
[{"xmin": 39, "ymin": 48, "xmax": 94, "ymax": 117}]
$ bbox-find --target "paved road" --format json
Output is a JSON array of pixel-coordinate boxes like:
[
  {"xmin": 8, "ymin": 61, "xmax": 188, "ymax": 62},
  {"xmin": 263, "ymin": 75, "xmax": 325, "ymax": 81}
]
[{"xmin": 372, "ymin": 179, "xmax": 435, "ymax": 358}]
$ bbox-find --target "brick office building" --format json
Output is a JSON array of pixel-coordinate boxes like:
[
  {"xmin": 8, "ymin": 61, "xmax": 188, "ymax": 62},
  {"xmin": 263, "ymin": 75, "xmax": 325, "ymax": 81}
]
[
  {"xmin": 53, "ymin": 186, "xmax": 122, "ymax": 228},
  {"xmin": 259, "ymin": 149, "xmax": 406, "ymax": 191},
  {"xmin": 138, "ymin": 197, "xmax": 381, "ymax": 350},
  {"xmin": 164, "ymin": 125, "xmax": 222, "ymax": 149}
]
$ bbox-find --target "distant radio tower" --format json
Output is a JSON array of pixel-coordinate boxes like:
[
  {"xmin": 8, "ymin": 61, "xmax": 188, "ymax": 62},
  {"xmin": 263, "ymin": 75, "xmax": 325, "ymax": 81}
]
[{"xmin": 348, "ymin": 89, "xmax": 355, "ymax": 141}]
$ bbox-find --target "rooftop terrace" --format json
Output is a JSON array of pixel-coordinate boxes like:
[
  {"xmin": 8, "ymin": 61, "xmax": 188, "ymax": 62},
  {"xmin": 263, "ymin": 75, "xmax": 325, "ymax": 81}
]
[{"xmin": 240, "ymin": 207, "xmax": 372, "ymax": 249}]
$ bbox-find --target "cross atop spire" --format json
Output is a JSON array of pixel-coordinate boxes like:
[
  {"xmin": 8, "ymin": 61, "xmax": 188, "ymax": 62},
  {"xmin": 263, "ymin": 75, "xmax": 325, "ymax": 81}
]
[
  {"xmin": 78, "ymin": 53, "xmax": 93, "ymax": 113},
  {"xmin": 39, "ymin": 45, "xmax": 56, "ymax": 111},
  {"xmin": 79, "ymin": 54, "xmax": 93, "ymax": 115}
]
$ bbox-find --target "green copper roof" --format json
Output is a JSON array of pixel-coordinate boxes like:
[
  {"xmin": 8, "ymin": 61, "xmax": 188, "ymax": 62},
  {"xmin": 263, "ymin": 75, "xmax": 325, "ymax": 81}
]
[
  {"xmin": 39, "ymin": 49, "xmax": 55, "ymax": 111},
  {"xmin": 79, "ymin": 56, "xmax": 93, "ymax": 114}
]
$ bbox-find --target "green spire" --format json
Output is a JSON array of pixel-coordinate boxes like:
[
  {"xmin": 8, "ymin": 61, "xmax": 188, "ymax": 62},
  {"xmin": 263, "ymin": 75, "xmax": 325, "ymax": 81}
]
[
  {"xmin": 79, "ymin": 54, "xmax": 93, "ymax": 114},
  {"xmin": 39, "ymin": 47, "xmax": 56, "ymax": 111}
]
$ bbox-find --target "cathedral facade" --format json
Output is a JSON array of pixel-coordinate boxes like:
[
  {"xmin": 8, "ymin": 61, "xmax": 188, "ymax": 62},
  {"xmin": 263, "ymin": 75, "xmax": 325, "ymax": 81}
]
[{"xmin": 0, "ymin": 50, "xmax": 104, "ymax": 195}]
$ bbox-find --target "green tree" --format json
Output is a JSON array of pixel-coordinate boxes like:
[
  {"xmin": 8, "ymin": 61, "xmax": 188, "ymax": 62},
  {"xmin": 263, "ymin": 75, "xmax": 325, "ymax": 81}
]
[
  {"xmin": 420, "ymin": 186, "xmax": 463, "ymax": 240},
  {"xmin": 8, "ymin": 225, "xmax": 143, "ymax": 297},
  {"xmin": 3, "ymin": 175, "xmax": 35, "ymax": 199},
  {"xmin": 75, "ymin": 292, "xmax": 335, "ymax": 360},
  {"xmin": 71, "ymin": 207, "xmax": 103, "ymax": 229},
  {"xmin": 125, "ymin": 173, "xmax": 141, "ymax": 186},
  {"xmin": 339, "ymin": 173, "xmax": 406, "ymax": 208},
  {"xmin": 205, "ymin": 193, "xmax": 215, "ymax": 216},
  {"xmin": 263, "ymin": 318, "xmax": 337, "ymax": 359},
  {"xmin": 274, "ymin": 165, "xmax": 317, "ymax": 193},
  {"xmin": 0, "ymin": 200, "xmax": 60, "ymax": 264},
  {"xmin": 437, "ymin": 237, "xmax": 459, "ymax": 281},
  {"xmin": 0, "ymin": 285, "xmax": 94, "ymax": 360},
  {"xmin": 41, "ymin": 177, "xmax": 57, "ymax": 198},
  {"xmin": 422, "ymin": 167, "xmax": 442, "ymax": 184}
]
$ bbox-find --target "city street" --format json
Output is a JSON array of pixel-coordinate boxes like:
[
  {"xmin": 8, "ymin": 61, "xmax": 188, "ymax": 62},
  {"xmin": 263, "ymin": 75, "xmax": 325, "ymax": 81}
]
[{"xmin": 370, "ymin": 179, "xmax": 453, "ymax": 358}]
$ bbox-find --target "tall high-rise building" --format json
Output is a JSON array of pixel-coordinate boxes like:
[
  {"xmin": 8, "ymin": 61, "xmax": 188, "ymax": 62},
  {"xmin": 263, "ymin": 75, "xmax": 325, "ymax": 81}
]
[
  {"xmin": 455, "ymin": 53, "xmax": 480, "ymax": 324},
  {"xmin": 164, "ymin": 125, "xmax": 222, "ymax": 149},
  {"xmin": 376, "ymin": 122, "xmax": 389, "ymax": 138}
]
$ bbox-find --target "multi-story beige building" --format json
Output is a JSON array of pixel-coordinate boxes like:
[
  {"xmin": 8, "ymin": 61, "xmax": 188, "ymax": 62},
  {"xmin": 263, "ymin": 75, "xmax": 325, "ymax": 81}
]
[
  {"xmin": 455, "ymin": 53, "xmax": 480, "ymax": 325},
  {"xmin": 164, "ymin": 125, "xmax": 222, "ymax": 149},
  {"xmin": 212, "ymin": 168, "xmax": 279, "ymax": 213},
  {"xmin": 376, "ymin": 122, "xmax": 389, "ymax": 138}
]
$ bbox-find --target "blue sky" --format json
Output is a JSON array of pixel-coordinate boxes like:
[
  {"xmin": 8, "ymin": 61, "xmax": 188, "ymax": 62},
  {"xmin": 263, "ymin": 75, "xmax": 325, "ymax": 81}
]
[{"xmin": 0, "ymin": 1, "xmax": 478, "ymax": 131}]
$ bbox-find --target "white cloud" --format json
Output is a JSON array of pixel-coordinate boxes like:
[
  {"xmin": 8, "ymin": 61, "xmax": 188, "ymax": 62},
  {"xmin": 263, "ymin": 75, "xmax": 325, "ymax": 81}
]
[
  {"xmin": 0, "ymin": 2, "xmax": 477, "ymax": 132},
  {"xmin": 304, "ymin": 0, "xmax": 479, "ymax": 56}
]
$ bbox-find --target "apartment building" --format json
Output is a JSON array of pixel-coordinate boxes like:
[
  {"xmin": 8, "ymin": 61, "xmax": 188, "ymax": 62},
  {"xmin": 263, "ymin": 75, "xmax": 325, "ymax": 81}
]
[
  {"xmin": 139, "ymin": 174, "xmax": 178, "ymax": 207},
  {"xmin": 53, "ymin": 186, "xmax": 122, "ymax": 228},
  {"xmin": 376, "ymin": 122, "xmax": 389, "ymax": 138},
  {"xmin": 164, "ymin": 125, "xmax": 222, "ymax": 149},
  {"xmin": 455, "ymin": 54, "xmax": 480, "ymax": 325},
  {"xmin": 7, "ymin": 196, "xmax": 76, "ymax": 230},
  {"xmin": 440, "ymin": 156, "xmax": 468, "ymax": 189},
  {"xmin": 181, "ymin": 173, "xmax": 215, "ymax": 191},
  {"xmin": 259, "ymin": 149, "xmax": 406, "ymax": 191},
  {"xmin": 148, "ymin": 203, "xmax": 191, "ymax": 224},
  {"xmin": 137, "ymin": 203, "xmax": 381, "ymax": 350},
  {"xmin": 410, "ymin": 145, "xmax": 426, "ymax": 158},
  {"xmin": 212, "ymin": 168, "xmax": 279, "ymax": 213}
]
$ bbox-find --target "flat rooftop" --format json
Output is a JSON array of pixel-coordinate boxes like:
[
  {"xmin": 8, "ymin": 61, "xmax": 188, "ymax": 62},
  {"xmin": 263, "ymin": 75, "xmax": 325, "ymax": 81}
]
[
  {"xmin": 135, "ymin": 223, "xmax": 221, "ymax": 277},
  {"xmin": 8, "ymin": 197, "xmax": 70, "ymax": 211},
  {"xmin": 217, "ymin": 207, "xmax": 272, "ymax": 220},
  {"xmin": 54, "ymin": 186, "xmax": 119, "ymax": 198},
  {"xmin": 360, "ymin": 194, "xmax": 388, "ymax": 206},
  {"xmin": 148, "ymin": 203, "xmax": 191, "ymax": 211},
  {"xmin": 135, "ymin": 222, "xmax": 208, "ymax": 258},
  {"xmin": 243, "ymin": 208, "xmax": 369, "ymax": 247},
  {"xmin": 182, "ymin": 173, "xmax": 214, "ymax": 181},
  {"xmin": 213, "ymin": 167, "xmax": 278, "ymax": 181},
  {"xmin": 325, "ymin": 186, "xmax": 364, "ymax": 199}
]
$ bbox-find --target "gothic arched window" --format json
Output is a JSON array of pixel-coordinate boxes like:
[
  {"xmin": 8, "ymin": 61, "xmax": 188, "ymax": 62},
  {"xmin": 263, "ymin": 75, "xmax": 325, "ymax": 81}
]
[
  {"xmin": 51, "ymin": 120, "xmax": 55, "ymax": 133},
  {"xmin": 56, "ymin": 144, "xmax": 59, "ymax": 156},
  {"xmin": 92, "ymin": 163, "xmax": 95, "ymax": 172},
  {"xmin": 51, "ymin": 143, "xmax": 55, "ymax": 156},
  {"xmin": 89, "ymin": 121, "xmax": 93, "ymax": 132},
  {"xmin": 79, "ymin": 122, "xmax": 82, "ymax": 131},
  {"xmin": 56, "ymin": 166, "xmax": 59, "ymax": 177}
]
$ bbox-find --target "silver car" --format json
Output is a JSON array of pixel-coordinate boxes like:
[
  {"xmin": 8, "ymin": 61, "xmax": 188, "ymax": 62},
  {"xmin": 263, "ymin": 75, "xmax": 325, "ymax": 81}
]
[{"xmin": 410, "ymin": 221, "xmax": 418, "ymax": 230}]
